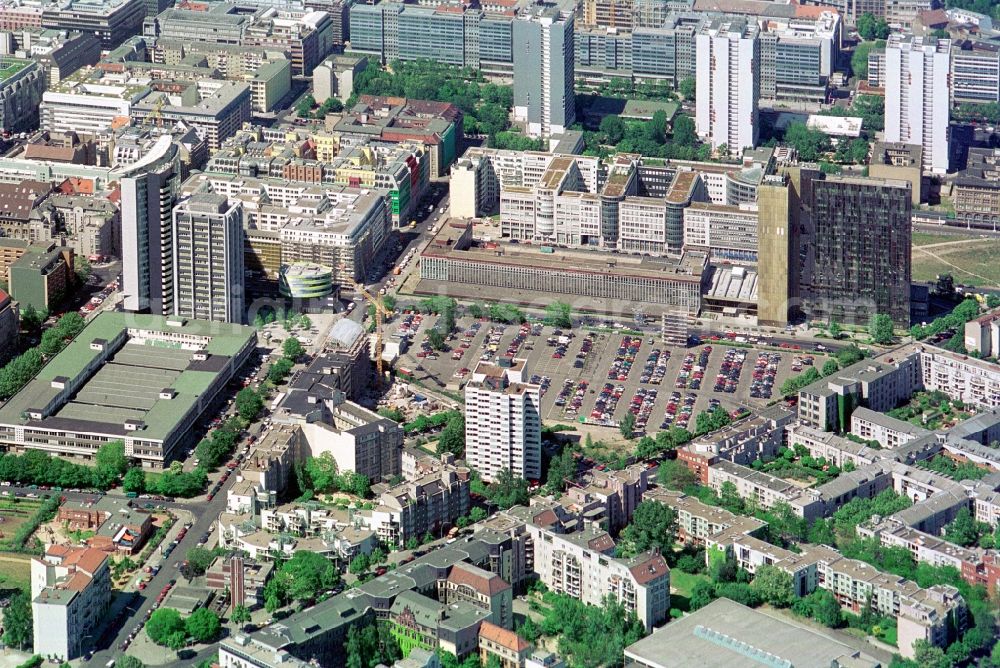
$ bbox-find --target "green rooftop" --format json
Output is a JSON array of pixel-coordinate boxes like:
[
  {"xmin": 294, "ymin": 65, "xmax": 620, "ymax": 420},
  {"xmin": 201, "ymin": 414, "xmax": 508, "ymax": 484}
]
[{"xmin": 0, "ymin": 312, "xmax": 256, "ymax": 445}]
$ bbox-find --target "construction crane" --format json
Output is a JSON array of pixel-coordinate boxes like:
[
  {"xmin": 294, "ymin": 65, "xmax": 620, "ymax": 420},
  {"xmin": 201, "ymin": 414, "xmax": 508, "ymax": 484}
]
[{"xmin": 347, "ymin": 278, "xmax": 392, "ymax": 385}]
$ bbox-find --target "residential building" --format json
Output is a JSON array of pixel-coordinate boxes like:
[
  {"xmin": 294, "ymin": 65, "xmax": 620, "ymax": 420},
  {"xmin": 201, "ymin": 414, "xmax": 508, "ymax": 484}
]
[
  {"xmin": 885, "ymin": 34, "xmax": 951, "ymax": 174},
  {"xmin": 561, "ymin": 462, "xmax": 653, "ymax": 532},
  {"xmin": 56, "ymin": 495, "xmax": 153, "ymax": 554},
  {"xmin": 804, "ymin": 174, "xmax": 912, "ymax": 327},
  {"xmin": 524, "ymin": 519, "xmax": 670, "ymax": 631},
  {"xmin": 954, "ymin": 148, "xmax": 1000, "ymax": 230},
  {"xmin": 274, "ymin": 377, "xmax": 402, "ymax": 481},
  {"xmin": 313, "ymin": 54, "xmax": 367, "ymax": 104},
  {"xmin": 31, "ymin": 545, "xmax": 111, "ymax": 661},
  {"xmin": 171, "ymin": 192, "xmax": 245, "ymax": 323},
  {"xmin": 479, "ymin": 622, "xmax": 532, "ymax": 668},
  {"xmin": 120, "ymin": 135, "xmax": 181, "ymax": 315},
  {"xmin": 441, "ymin": 562, "xmax": 513, "ymax": 629},
  {"xmin": 358, "ymin": 463, "xmax": 471, "ymax": 548},
  {"xmin": 8, "ymin": 240, "xmax": 72, "ymax": 311},
  {"xmin": 130, "ymin": 82, "xmax": 252, "ymax": 150},
  {"xmin": 513, "ymin": 5, "xmax": 575, "ymax": 138},
  {"xmin": 0, "ymin": 179, "xmax": 52, "ymax": 240},
  {"xmin": 695, "ymin": 17, "xmax": 760, "ymax": 155},
  {"xmin": 18, "ymin": 29, "xmax": 101, "ymax": 87},
  {"xmin": 464, "ymin": 358, "xmax": 542, "ymax": 483},
  {"xmin": 331, "ymin": 95, "xmax": 462, "ymax": 177},
  {"xmin": 677, "ymin": 408, "xmax": 793, "ymax": 482},
  {"xmin": 850, "ymin": 406, "xmax": 932, "ymax": 448}
]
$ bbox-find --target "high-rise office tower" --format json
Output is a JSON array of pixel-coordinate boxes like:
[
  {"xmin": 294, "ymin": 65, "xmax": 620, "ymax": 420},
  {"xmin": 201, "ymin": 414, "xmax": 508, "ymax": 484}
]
[
  {"xmin": 171, "ymin": 193, "xmax": 245, "ymax": 324},
  {"xmin": 885, "ymin": 34, "xmax": 951, "ymax": 175},
  {"xmin": 120, "ymin": 135, "xmax": 181, "ymax": 315},
  {"xmin": 695, "ymin": 17, "xmax": 760, "ymax": 156},
  {"xmin": 756, "ymin": 174, "xmax": 795, "ymax": 327},
  {"xmin": 513, "ymin": 6, "xmax": 575, "ymax": 138},
  {"xmin": 465, "ymin": 358, "xmax": 542, "ymax": 483},
  {"xmin": 806, "ymin": 175, "xmax": 912, "ymax": 327}
]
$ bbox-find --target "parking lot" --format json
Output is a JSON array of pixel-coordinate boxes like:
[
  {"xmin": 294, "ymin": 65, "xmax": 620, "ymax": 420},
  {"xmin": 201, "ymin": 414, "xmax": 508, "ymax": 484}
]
[{"xmin": 397, "ymin": 314, "xmax": 817, "ymax": 439}]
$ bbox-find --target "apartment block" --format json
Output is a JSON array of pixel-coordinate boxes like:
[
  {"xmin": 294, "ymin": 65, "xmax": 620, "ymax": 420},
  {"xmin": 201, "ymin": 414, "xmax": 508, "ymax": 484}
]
[
  {"xmin": 644, "ymin": 487, "xmax": 767, "ymax": 546},
  {"xmin": 885, "ymin": 34, "xmax": 951, "ymax": 174},
  {"xmin": 0, "ymin": 56, "xmax": 44, "ymax": 133},
  {"xmin": 707, "ymin": 459, "xmax": 825, "ymax": 520},
  {"xmin": 171, "ymin": 193, "xmax": 245, "ymax": 324},
  {"xmin": 797, "ymin": 356, "xmax": 921, "ymax": 432},
  {"xmin": 31, "ymin": 545, "xmax": 112, "ymax": 661},
  {"xmin": 465, "ymin": 359, "xmax": 542, "ymax": 483},
  {"xmin": 850, "ymin": 407, "xmax": 931, "ymax": 449},
  {"xmin": 8, "ymin": 240, "xmax": 73, "ymax": 311},
  {"xmin": 358, "ymin": 464, "xmax": 471, "ymax": 548},
  {"xmin": 561, "ymin": 462, "xmax": 653, "ymax": 533},
  {"xmin": 513, "ymin": 5, "xmax": 575, "ymax": 138},
  {"xmin": 695, "ymin": 17, "xmax": 760, "ymax": 155},
  {"xmin": 678, "ymin": 408, "xmax": 793, "ymax": 483},
  {"xmin": 525, "ymin": 521, "xmax": 669, "ymax": 631}
]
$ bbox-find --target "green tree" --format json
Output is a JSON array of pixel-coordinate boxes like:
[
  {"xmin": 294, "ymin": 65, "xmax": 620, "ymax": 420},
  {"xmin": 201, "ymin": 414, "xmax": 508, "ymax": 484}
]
[
  {"xmin": 821, "ymin": 358, "xmax": 839, "ymax": 377},
  {"xmin": 235, "ymin": 387, "xmax": 264, "ymax": 422},
  {"xmin": 437, "ymin": 412, "xmax": 465, "ymax": 457},
  {"xmin": 673, "ymin": 114, "xmax": 697, "ymax": 147},
  {"xmin": 146, "ymin": 608, "xmax": 185, "ymax": 645},
  {"xmin": 912, "ymin": 640, "xmax": 951, "ymax": 668},
  {"xmin": 750, "ymin": 564, "xmax": 794, "ymax": 607},
  {"xmin": 165, "ymin": 631, "xmax": 187, "ymax": 652},
  {"xmin": 469, "ymin": 506, "xmax": 487, "ymax": 522},
  {"xmin": 186, "ymin": 547, "xmax": 220, "ymax": 575},
  {"xmin": 543, "ymin": 301, "xmax": 573, "ymax": 328},
  {"xmin": 349, "ymin": 553, "xmax": 370, "ymax": 575},
  {"xmin": 185, "ymin": 608, "xmax": 221, "ymax": 643},
  {"xmin": 282, "ymin": 337, "xmax": 305, "ymax": 360},
  {"xmin": 619, "ymin": 411, "xmax": 637, "ymax": 439},
  {"xmin": 429, "ymin": 328, "xmax": 449, "ymax": 351},
  {"xmin": 296, "ymin": 94, "xmax": 315, "ymax": 118},
  {"xmin": 278, "ymin": 551, "xmax": 340, "ymax": 602},
  {"xmin": 782, "ymin": 122, "xmax": 831, "ymax": 161},
  {"xmin": 93, "ymin": 440, "xmax": 128, "ymax": 487},
  {"xmin": 599, "ymin": 115, "xmax": 625, "ymax": 144},
  {"xmin": 268, "ymin": 357, "xmax": 294, "ymax": 383},
  {"xmin": 868, "ymin": 313, "xmax": 895, "ymax": 344},
  {"xmin": 230, "ymin": 604, "xmax": 250, "ymax": 628},
  {"xmin": 545, "ymin": 452, "xmax": 576, "ymax": 494},
  {"xmin": 805, "ymin": 589, "xmax": 842, "ymax": 627},
  {"xmin": 719, "ymin": 481, "xmax": 744, "ymax": 513},
  {"xmin": 679, "ymin": 77, "xmax": 696, "ymax": 100},
  {"xmin": 405, "ymin": 536, "xmax": 420, "ymax": 550},
  {"xmin": 944, "ymin": 507, "xmax": 980, "ymax": 547},
  {"xmin": 115, "ymin": 657, "xmax": 145, "ymax": 668},
  {"xmin": 486, "ymin": 468, "xmax": 529, "ymax": 509},
  {"xmin": 828, "ymin": 321, "xmax": 842, "ymax": 339},
  {"xmin": 618, "ymin": 500, "xmax": 676, "ymax": 557},
  {"xmin": 658, "ymin": 459, "xmax": 696, "ymax": 490},
  {"xmin": 857, "ymin": 12, "xmax": 890, "ymax": 40},
  {"xmin": 2, "ymin": 590, "xmax": 31, "ymax": 650}
]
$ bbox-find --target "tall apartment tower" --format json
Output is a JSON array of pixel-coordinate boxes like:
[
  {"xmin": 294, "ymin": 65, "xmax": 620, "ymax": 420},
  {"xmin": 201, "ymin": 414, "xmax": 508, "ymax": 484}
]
[
  {"xmin": 695, "ymin": 17, "xmax": 760, "ymax": 156},
  {"xmin": 465, "ymin": 358, "xmax": 542, "ymax": 483},
  {"xmin": 120, "ymin": 135, "xmax": 181, "ymax": 314},
  {"xmin": 171, "ymin": 193, "xmax": 245, "ymax": 323},
  {"xmin": 885, "ymin": 35, "xmax": 951, "ymax": 174},
  {"xmin": 806, "ymin": 175, "xmax": 912, "ymax": 327},
  {"xmin": 513, "ymin": 6, "xmax": 575, "ymax": 138}
]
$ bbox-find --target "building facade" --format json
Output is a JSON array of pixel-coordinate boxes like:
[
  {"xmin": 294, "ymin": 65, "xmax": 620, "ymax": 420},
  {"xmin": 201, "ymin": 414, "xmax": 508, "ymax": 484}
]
[{"xmin": 885, "ymin": 35, "xmax": 950, "ymax": 174}]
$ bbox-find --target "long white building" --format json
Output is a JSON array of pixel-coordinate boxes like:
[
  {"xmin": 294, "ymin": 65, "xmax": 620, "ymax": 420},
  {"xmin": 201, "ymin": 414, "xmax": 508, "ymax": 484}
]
[
  {"xmin": 464, "ymin": 358, "xmax": 542, "ymax": 483},
  {"xmin": 885, "ymin": 35, "xmax": 951, "ymax": 175},
  {"xmin": 695, "ymin": 16, "xmax": 760, "ymax": 156}
]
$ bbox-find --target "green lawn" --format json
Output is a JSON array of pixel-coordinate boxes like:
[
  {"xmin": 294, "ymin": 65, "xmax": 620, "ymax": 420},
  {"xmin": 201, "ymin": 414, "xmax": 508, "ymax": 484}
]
[
  {"xmin": 670, "ymin": 570, "xmax": 709, "ymax": 612},
  {"xmin": 0, "ymin": 554, "xmax": 30, "ymax": 592},
  {"xmin": 911, "ymin": 232, "xmax": 976, "ymax": 246},
  {"xmin": 912, "ymin": 239, "xmax": 1000, "ymax": 287}
]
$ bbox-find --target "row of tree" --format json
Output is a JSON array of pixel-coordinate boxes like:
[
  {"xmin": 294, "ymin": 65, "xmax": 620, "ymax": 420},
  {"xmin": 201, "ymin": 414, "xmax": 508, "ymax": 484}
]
[{"xmin": 0, "ymin": 313, "xmax": 86, "ymax": 400}]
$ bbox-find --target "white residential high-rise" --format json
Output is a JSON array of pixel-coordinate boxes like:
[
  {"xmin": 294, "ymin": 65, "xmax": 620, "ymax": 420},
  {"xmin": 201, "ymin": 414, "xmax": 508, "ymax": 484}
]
[
  {"xmin": 120, "ymin": 135, "xmax": 181, "ymax": 314},
  {"xmin": 171, "ymin": 192, "xmax": 245, "ymax": 323},
  {"xmin": 885, "ymin": 34, "xmax": 951, "ymax": 175},
  {"xmin": 465, "ymin": 358, "xmax": 542, "ymax": 483},
  {"xmin": 513, "ymin": 5, "xmax": 575, "ymax": 139},
  {"xmin": 695, "ymin": 17, "xmax": 760, "ymax": 156}
]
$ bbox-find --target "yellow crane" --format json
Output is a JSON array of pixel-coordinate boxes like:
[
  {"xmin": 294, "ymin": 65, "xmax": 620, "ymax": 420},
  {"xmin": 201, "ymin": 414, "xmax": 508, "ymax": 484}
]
[{"xmin": 347, "ymin": 278, "xmax": 392, "ymax": 384}]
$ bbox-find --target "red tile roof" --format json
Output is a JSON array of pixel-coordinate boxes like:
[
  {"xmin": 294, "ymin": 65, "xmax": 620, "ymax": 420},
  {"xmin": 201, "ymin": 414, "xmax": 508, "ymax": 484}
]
[
  {"xmin": 479, "ymin": 621, "xmax": 531, "ymax": 653},
  {"xmin": 629, "ymin": 552, "xmax": 669, "ymax": 585},
  {"xmin": 448, "ymin": 562, "xmax": 511, "ymax": 596}
]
